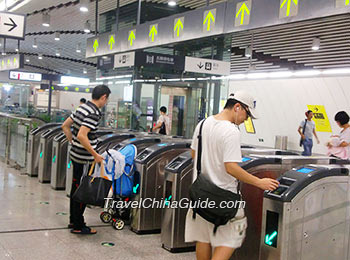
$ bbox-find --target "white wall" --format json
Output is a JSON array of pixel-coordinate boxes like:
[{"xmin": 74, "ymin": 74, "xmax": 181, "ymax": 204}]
[
  {"xmin": 58, "ymin": 91, "xmax": 91, "ymax": 110},
  {"xmin": 228, "ymin": 76, "xmax": 350, "ymax": 154}
]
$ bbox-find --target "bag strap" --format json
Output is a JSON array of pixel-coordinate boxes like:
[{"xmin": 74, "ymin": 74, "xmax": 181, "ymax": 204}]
[
  {"xmin": 88, "ymin": 161, "xmax": 105, "ymax": 178},
  {"xmin": 196, "ymin": 119, "xmax": 206, "ymax": 176}
]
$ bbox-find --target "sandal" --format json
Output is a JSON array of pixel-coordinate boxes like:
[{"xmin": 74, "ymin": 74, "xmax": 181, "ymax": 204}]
[{"xmin": 70, "ymin": 227, "xmax": 97, "ymax": 235}]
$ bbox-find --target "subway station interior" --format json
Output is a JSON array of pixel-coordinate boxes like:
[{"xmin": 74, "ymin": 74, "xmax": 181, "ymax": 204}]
[{"xmin": 0, "ymin": 0, "xmax": 349, "ymax": 259}]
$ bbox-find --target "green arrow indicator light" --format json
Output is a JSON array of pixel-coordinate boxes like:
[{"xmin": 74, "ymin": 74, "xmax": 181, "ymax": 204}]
[
  {"xmin": 280, "ymin": 0, "xmax": 298, "ymax": 17},
  {"xmin": 236, "ymin": 3, "xmax": 250, "ymax": 25},
  {"xmin": 40, "ymin": 152, "xmax": 43, "ymax": 158},
  {"xmin": 108, "ymin": 35, "xmax": 115, "ymax": 50},
  {"xmin": 68, "ymin": 161, "xmax": 72, "ymax": 169},
  {"xmin": 174, "ymin": 19, "xmax": 183, "ymax": 37},
  {"xmin": 165, "ymin": 195, "xmax": 172, "ymax": 206},
  {"xmin": 51, "ymin": 86, "xmax": 54, "ymax": 90},
  {"xmin": 149, "ymin": 25, "xmax": 158, "ymax": 42},
  {"xmin": 128, "ymin": 31, "xmax": 136, "ymax": 46},
  {"xmin": 203, "ymin": 11, "xmax": 215, "ymax": 31},
  {"xmin": 93, "ymin": 39, "xmax": 99, "ymax": 53},
  {"xmin": 265, "ymin": 231, "xmax": 278, "ymax": 246},
  {"xmin": 52, "ymin": 155, "xmax": 56, "ymax": 163}
]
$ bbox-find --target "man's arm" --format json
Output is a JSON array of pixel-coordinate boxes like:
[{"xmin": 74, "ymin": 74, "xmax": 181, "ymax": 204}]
[
  {"xmin": 62, "ymin": 117, "xmax": 73, "ymax": 144},
  {"xmin": 152, "ymin": 122, "xmax": 162, "ymax": 131},
  {"xmin": 298, "ymin": 126, "xmax": 305, "ymax": 139},
  {"xmin": 313, "ymin": 129, "xmax": 320, "ymax": 144},
  {"xmin": 77, "ymin": 126, "xmax": 104, "ymax": 163},
  {"xmin": 225, "ymin": 162, "xmax": 279, "ymax": 191}
]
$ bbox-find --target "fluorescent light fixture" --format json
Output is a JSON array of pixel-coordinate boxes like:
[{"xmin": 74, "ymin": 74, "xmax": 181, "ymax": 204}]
[
  {"xmin": 168, "ymin": 0, "xmax": 177, "ymax": 6},
  {"xmin": 55, "ymin": 48, "xmax": 61, "ymax": 57},
  {"xmin": 165, "ymin": 78, "xmax": 181, "ymax": 82},
  {"xmin": 312, "ymin": 37, "xmax": 320, "ymax": 51},
  {"xmin": 54, "ymin": 31, "xmax": 60, "ymax": 41},
  {"xmin": 15, "ymin": 48, "xmax": 19, "ymax": 52},
  {"xmin": 294, "ymin": 70, "xmax": 321, "ymax": 77},
  {"xmin": 269, "ymin": 71, "xmax": 293, "ymax": 78},
  {"xmin": 133, "ymin": 79, "xmax": 144, "ymax": 83},
  {"xmin": 84, "ymin": 20, "xmax": 91, "ymax": 33},
  {"xmin": 80, "ymin": 0, "xmax": 89, "ymax": 12},
  {"xmin": 3, "ymin": 84, "xmax": 12, "ymax": 92},
  {"xmin": 228, "ymin": 74, "xmax": 246, "ymax": 80},
  {"xmin": 96, "ymin": 74, "xmax": 132, "ymax": 81},
  {"xmin": 245, "ymin": 46, "xmax": 252, "ymax": 58},
  {"xmin": 322, "ymin": 68, "xmax": 350, "ymax": 75},
  {"xmin": 182, "ymin": 78, "xmax": 197, "ymax": 81},
  {"xmin": 247, "ymin": 73, "xmax": 268, "ymax": 79},
  {"xmin": 38, "ymin": 53, "xmax": 43, "ymax": 59},
  {"xmin": 61, "ymin": 76, "xmax": 90, "ymax": 85},
  {"xmin": 114, "ymin": 80, "xmax": 131, "ymax": 84},
  {"xmin": 33, "ymin": 38, "xmax": 37, "ymax": 48},
  {"xmin": 25, "ymin": 58, "xmax": 30, "ymax": 62},
  {"xmin": 76, "ymin": 43, "xmax": 82, "ymax": 53},
  {"xmin": 197, "ymin": 77, "xmax": 211, "ymax": 81},
  {"xmin": 42, "ymin": 13, "xmax": 50, "ymax": 27},
  {"xmin": 88, "ymin": 82, "xmax": 98, "ymax": 85},
  {"xmin": 211, "ymin": 76, "xmax": 227, "ymax": 80},
  {"xmin": 83, "ymin": 68, "xmax": 87, "ymax": 74}
]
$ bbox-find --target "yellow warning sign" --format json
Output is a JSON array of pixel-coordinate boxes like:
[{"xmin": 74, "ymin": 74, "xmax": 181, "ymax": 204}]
[
  {"xmin": 307, "ymin": 105, "xmax": 332, "ymax": 132},
  {"xmin": 244, "ymin": 117, "xmax": 256, "ymax": 134}
]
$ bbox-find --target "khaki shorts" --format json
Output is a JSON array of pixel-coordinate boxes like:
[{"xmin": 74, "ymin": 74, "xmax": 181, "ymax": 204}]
[{"xmin": 185, "ymin": 208, "xmax": 247, "ymax": 248}]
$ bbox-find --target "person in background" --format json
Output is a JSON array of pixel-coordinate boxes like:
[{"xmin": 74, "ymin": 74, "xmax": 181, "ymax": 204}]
[
  {"xmin": 80, "ymin": 98, "xmax": 86, "ymax": 105},
  {"xmin": 4, "ymin": 95, "xmax": 13, "ymax": 110},
  {"xmin": 185, "ymin": 91, "xmax": 279, "ymax": 260},
  {"xmin": 298, "ymin": 110, "xmax": 320, "ymax": 156},
  {"xmin": 152, "ymin": 106, "xmax": 171, "ymax": 135},
  {"xmin": 327, "ymin": 111, "xmax": 350, "ymax": 159},
  {"xmin": 62, "ymin": 85, "xmax": 111, "ymax": 235}
]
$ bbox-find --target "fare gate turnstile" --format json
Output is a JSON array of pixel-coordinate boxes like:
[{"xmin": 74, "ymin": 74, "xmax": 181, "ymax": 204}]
[
  {"xmin": 27, "ymin": 123, "xmax": 60, "ymax": 177},
  {"xmin": 259, "ymin": 165, "xmax": 350, "ymax": 260},
  {"xmin": 232, "ymin": 155, "xmax": 338, "ymax": 260},
  {"xmin": 114, "ymin": 137, "xmax": 162, "ymax": 152},
  {"xmin": 38, "ymin": 126, "xmax": 63, "ymax": 183},
  {"xmin": 131, "ymin": 142, "xmax": 191, "ymax": 234},
  {"xmin": 50, "ymin": 133, "xmax": 69, "ymax": 190},
  {"xmin": 241, "ymin": 148, "xmax": 299, "ymax": 157},
  {"xmin": 65, "ymin": 132, "xmax": 134, "ymax": 196},
  {"xmin": 161, "ymin": 151, "xmax": 195, "ymax": 253}
]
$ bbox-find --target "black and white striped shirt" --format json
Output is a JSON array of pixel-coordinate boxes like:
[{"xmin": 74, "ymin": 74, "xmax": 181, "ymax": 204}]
[{"xmin": 70, "ymin": 101, "xmax": 102, "ymax": 164}]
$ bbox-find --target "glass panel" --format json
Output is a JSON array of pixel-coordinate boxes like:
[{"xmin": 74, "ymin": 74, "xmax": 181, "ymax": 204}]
[{"xmin": 139, "ymin": 83, "xmax": 155, "ymax": 132}]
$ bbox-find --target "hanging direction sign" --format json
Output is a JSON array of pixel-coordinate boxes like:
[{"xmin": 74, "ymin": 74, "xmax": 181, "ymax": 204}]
[
  {"xmin": 0, "ymin": 12, "xmax": 26, "ymax": 40},
  {"xmin": 86, "ymin": 0, "xmax": 350, "ymax": 58},
  {"xmin": 0, "ymin": 54, "xmax": 23, "ymax": 71}
]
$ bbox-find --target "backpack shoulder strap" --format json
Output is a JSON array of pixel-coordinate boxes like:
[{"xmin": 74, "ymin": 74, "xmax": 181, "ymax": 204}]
[{"xmin": 196, "ymin": 119, "xmax": 206, "ymax": 176}]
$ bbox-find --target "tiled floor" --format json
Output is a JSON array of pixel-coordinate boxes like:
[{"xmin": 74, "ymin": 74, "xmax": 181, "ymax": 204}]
[{"xmin": 0, "ymin": 161, "xmax": 195, "ymax": 260}]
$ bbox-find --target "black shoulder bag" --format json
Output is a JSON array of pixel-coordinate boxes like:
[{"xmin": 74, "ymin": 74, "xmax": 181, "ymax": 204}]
[
  {"xmin": 299, "ymin": 119, "xmax": 307, "ymax": 147},
  {"xmin": 189, "ymin": 119, "xmax": 242, "ymax": 234},
  {"xmin": 159, "ymin": 122, "xmax": 166, "ymax": 135}
]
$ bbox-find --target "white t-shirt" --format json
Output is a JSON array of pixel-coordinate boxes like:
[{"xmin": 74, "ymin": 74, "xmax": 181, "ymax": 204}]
[
  {"xmin": 191, "ymin": 116, "xmax": 242, "ymax": 193},
  {"xmin": 157, "ymin": 115, "xmax": 171, "ymax": 135}
]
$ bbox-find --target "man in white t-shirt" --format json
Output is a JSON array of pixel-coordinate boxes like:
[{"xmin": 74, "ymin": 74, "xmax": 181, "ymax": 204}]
[
  {"xmin": 185, "ymin": 91, "xmax": 279, "ymax": 260},
  {"xmin": 152, "ymin": 106, "xmax": 171, "ymax": 135}
]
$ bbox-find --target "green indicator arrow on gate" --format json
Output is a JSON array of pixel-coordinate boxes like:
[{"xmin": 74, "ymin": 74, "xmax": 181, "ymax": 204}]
[
  {"xmin": 64, "ymin": 86, "xmax": 69, "ymax": 91},
  {"xmin": 108, "ymin": 35, "xmax": 115, "ymax": 50},
  {"xmin": 265, "ymin": 231, "xmax": 278, "ymax": 246},
  {"xmin": 128, "ymin": 30, "xmax": 136, "ymax": 46},
  {"xmin": 149, "ymin": 25, "xmax": 158, "ymax": 42},
  {"xmin": 203, "ymin": 11, "xmax": 215, "ymax": 31},
  {"xmin": 174, "ymin": 18, "xmax": 183, "ymax": 37},
  {"xmin": 236, "ymin": 3, "xmax": 250, "ymax": 25},
  {"xmin": 133, "ymin": 184, "xmax": 139, "ymax": 194},
  {"xmin": 68, "ymin": 161, "xmax": 72, "ymax": 169},
  {"xmin": 52, "ymin": 155, "xmax": 56, "ymax": 163},
  {"xmin": 40, "ymin": 152, "xmax": 43, "ymax": 158},
  {"xmin": 280, "ymin": 0, "xmax": 298, "ymax": 17},
  {"xmin": 93, "ymin": 39, "xmax": 99, "ymax": 53}
]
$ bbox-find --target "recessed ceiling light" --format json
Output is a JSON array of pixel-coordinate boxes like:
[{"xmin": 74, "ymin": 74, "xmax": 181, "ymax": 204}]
[{"xmin": 42, "ymin": 13, "xmax": 50, "ymax": 27}]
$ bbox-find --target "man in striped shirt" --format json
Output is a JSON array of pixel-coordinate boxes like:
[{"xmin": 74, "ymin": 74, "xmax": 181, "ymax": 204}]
[{"xmin": 62, "ymin": 85, "xmax": 111, "ymax": 235}]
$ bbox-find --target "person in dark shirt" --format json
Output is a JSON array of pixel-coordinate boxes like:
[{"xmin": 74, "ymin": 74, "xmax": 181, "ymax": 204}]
[{"xmin": 62, "ymin": 85, "xmax": 111, "ymax": 235}]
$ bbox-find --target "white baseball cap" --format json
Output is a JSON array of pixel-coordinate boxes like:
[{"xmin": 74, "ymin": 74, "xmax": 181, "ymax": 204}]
[{"xmin": 228, "ymin": 91, "xmax": 258, "ymax": 119}]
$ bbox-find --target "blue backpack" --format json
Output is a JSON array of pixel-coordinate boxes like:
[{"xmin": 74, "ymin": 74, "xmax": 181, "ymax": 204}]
[{"xmin": 105, "ymin": 144, "xmax": 137, "ymax": 197}]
